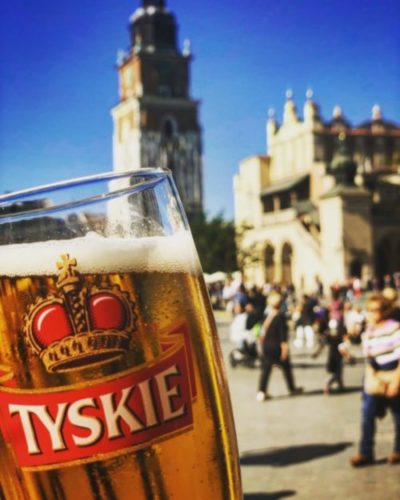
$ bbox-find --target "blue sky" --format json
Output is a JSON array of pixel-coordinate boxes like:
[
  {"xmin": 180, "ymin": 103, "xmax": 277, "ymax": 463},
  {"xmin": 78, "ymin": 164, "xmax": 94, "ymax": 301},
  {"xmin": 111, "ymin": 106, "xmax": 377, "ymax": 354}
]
[{"xmin": 0, "ymin": 0, "xmax": 399, "ymax": 218}]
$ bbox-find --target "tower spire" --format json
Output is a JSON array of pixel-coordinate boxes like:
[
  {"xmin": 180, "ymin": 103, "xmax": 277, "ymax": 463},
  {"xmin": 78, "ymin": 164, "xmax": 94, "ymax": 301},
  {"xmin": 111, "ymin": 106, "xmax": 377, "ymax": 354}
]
[
  {"xmin": 303, "ymin": 88, "xmax": 320, "ymax": 124},
  {"xmin": 131, "ymin": 0, "xmax": 176, "ymax": 51},
  {"xmin": 142, "ymin": 0, "xmax": 165, "ymax": 7},
  {"xmin": 283, "ymin": 89, "xmax": 298, "ymax": 124}
]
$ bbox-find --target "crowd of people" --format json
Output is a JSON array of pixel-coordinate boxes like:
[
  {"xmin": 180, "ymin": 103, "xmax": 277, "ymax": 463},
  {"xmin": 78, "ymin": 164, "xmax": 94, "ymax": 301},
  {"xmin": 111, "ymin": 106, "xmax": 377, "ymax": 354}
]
[{"xmin": 211, "ymin": 273, "xmax": 400, "ymax": 468}]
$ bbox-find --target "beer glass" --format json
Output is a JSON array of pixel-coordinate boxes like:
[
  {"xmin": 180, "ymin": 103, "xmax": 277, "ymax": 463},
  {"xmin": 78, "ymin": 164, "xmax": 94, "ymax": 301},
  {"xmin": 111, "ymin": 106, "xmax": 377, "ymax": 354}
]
[{"xmin": 0, "ymin": 169, "xmax": 242, "ymax": 499}]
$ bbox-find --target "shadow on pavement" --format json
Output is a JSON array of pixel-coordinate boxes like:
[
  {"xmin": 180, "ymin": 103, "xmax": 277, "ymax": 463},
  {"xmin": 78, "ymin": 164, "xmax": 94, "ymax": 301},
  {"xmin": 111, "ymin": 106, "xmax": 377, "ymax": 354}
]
[
  {"xmin": 244, "ymin": 491, "xmax": 296, "ymax": 500},
  {"xmin": 240, "ymin": 442, "xmax": 353, "ymax": 467},
  {"xmin": 290, "ymin": 352, "xmax": 314, "ymax": 358},
  {"xmin": 291, "ymin": 352, "xmax": 364, "ymax": 363},
  {"xmin": 291, "ymin": 361, "xmax": 364, "ymax": 369},
  {"xmin": 291, "ymin": 362, "xmax": 326, "ymax": 369},
  {"xmin": 374, "ymin": 458, "xmax": 389, "ymax": 465},
  {"xmin": 269, "ymin": 386, "xmax": 362, "ymax": 400}
]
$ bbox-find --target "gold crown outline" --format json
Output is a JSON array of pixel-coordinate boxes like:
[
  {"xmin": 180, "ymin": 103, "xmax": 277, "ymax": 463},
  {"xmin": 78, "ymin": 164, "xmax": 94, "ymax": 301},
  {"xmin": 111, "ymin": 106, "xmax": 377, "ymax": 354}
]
[{"xmin": 24, "ymin": 254, "xmax": 137, "ymax": 373}]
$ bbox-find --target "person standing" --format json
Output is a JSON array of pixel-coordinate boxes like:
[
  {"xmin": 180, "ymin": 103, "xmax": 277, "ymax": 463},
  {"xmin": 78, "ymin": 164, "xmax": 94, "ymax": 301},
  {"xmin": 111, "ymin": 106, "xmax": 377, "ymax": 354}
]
[
  {"xmin": 350, "ymin": 292, "xmax": 400, "ymax": 466},
  {"xmin": 312, "ymin": 319, "xmax": 351, "ymax": 394},
  {"xmin": 257, "ymin": 292, "xmax": 303, "ymax": 401},
  {"xmin": 294, "ymin": 294, "xmax": 316, "ymax": 348}
]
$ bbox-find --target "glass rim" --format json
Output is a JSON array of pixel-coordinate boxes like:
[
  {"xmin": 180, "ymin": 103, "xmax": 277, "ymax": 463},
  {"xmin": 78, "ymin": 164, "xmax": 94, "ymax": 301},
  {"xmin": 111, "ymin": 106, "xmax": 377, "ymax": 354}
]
[
  {"xmin": 0, "ymin": 168, "xmax": 170, "ymax": 222},
  {"xmin": 0, "ymin": 168, "xmax": 167, "ymax": 203}
]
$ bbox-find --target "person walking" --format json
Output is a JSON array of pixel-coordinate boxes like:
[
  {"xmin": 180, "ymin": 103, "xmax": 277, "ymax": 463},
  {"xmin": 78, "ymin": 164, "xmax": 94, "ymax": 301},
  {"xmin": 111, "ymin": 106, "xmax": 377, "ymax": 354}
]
[
  {"xmin": 350, "ymin": 292, "xmax": 400, "ymax": 466},
  {"xmin": 312, "ymin": 319, "xmax": 351, "ymax": 394},
  {"xmin": 256, "ymin": 291, "xmax": 303, "ymax": 401}
]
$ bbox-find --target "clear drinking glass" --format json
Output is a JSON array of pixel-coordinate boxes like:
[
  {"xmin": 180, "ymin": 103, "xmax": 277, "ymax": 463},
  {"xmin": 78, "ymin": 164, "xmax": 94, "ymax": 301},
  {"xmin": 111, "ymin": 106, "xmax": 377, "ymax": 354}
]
[{"xmin": 0, "ymin": 169, "xmax": 242, "ymax": 499}]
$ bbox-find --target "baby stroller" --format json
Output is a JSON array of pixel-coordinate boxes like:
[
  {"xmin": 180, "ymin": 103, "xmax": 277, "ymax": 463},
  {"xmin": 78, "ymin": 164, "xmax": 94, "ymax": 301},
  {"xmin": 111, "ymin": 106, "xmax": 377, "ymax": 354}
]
[{"xmin": 229, "ymin": 319, "xmax": 261, "ymax": 368}]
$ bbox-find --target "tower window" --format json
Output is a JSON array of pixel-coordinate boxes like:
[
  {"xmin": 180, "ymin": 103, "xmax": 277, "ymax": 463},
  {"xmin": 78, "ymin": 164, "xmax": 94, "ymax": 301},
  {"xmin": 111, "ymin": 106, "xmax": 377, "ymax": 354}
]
[
  {"xmin": 163, "ymin": 117, "xmax": 177, "ymax": 138},
  {"xmin": 158, "ymin": 84, "xmax": 172, "ymax": 97}
]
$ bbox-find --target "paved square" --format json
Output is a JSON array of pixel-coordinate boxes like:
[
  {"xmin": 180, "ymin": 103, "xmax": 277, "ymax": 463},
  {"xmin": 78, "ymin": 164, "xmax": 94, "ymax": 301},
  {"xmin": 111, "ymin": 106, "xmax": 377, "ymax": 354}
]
[{"xmin": 215, "ymin": 312, "xmax": 400, "ymax": 500}]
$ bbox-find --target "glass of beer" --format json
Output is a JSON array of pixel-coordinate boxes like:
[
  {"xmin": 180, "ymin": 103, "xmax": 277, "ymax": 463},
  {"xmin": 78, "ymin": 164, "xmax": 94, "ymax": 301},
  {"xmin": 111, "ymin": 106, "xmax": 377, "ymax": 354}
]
[{"xmin": 0, "ymin": 169, "xmax": 242, "ymax": 499}]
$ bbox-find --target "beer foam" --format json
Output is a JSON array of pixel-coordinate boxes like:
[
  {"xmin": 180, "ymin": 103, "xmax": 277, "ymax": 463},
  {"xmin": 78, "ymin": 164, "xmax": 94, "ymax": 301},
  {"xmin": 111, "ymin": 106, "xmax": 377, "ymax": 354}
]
[{"xmin": 0, "ymin": 231, "xmax": 201, "ymax": 277}]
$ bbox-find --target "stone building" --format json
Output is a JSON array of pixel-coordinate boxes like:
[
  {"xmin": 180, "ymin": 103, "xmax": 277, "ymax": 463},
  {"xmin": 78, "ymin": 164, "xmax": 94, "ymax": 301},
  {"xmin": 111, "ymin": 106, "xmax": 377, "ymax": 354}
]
[
  {"xmin": 112, "ymin": 0, "xmax": 203, "ymax": 216},
  {"xmin": 234, "ymin": 91, "xmax": 400, "ymax": 293}
]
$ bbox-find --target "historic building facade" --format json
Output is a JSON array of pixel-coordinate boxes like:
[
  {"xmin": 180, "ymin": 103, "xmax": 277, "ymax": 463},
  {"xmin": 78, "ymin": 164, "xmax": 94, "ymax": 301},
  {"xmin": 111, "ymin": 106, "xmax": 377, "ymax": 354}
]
[
  {"xmin": 112, "ymin": 0, "xmax": 203, "ymax": 215},
  {"xmin": 234, "ymin": 91, "xmax": 400, "ymax": 293}
]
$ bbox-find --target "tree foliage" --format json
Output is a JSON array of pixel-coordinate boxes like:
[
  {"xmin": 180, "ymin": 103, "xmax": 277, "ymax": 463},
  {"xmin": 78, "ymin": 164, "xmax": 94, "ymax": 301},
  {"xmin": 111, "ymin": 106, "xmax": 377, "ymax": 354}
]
[
  {"xmin": 235, "ymin": 222, "xmax": 262, "ymax": 274},
  {"xmin": 188, "ymin": 212, "xmax": 237, "ymax": 273}
]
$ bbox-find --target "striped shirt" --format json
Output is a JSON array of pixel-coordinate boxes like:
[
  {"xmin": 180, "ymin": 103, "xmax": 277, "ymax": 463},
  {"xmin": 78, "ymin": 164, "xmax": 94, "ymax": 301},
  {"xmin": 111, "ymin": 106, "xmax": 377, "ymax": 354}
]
[{"xmin": 362, "ymin": 319, "xmax": 400, "ymax": 368}]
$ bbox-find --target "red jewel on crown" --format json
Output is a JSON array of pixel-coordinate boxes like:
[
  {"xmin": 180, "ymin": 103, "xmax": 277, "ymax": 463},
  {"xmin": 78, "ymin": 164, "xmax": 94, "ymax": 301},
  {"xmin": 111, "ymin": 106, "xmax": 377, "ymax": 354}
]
[{"xmin": 24, "ymin": 254, "xmax": 136, "ymax": 373}]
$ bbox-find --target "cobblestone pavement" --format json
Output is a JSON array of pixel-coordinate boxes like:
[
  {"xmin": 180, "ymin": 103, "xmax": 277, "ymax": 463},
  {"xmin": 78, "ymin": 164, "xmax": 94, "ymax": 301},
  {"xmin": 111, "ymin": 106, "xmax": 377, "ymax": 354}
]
[{"xmin": 214, "ymin": 312, "xmax": 400, "ymax": 500}]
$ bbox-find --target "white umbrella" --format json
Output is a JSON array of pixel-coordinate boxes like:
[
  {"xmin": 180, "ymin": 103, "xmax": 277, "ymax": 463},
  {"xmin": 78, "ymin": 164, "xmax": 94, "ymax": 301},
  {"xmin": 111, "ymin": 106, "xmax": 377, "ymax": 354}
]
[{"xmin": 208, "ymin": 271, "xmax": 227, "ymax": 283}]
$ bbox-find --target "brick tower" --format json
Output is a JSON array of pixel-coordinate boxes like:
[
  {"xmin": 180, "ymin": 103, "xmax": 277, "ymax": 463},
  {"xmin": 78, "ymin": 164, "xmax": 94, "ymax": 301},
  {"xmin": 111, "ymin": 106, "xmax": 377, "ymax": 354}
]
[{"xmin": 112, "ymin": 0, "xmax": 203, "ymax": 215}]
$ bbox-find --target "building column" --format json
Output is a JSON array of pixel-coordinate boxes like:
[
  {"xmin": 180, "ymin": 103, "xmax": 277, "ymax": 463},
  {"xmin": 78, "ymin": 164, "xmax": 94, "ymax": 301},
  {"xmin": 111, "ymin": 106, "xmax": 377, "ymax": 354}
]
[{"xmin": 319, "ymin": 187, "xmax": 372, "ymax": 292}]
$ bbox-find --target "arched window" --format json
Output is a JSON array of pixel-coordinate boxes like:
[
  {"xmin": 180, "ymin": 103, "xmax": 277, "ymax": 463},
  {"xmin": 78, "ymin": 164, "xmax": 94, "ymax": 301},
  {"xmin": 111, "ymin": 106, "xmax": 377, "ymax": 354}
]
[
  {"xmin": 281, "ymin": 242, "xmax": 293, "ymax": 285},
  {"xmin": 162, "ymin": 116, "xmax": 178, "ymax": 138},
  {"xmin": 164, "ymin": 119, "xmax": 174, "ymax": 138},
  {"xmin": 160, "ymin": 117, "xmax": 178, "ymax": 170},
  {"xmin": 349, "ymin": 259, "xmax": 362, "ymax": 278},
  {"xmin": 264, "ymin": 243, "xmax": 275, "ymax": 283}
]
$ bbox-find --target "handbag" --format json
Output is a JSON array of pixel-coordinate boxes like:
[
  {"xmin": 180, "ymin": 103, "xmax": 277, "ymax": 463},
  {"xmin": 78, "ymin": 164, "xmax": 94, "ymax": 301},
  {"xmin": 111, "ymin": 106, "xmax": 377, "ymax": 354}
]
[{"xmin": 364, "ymin": 364, "xmax": 398, "ymax": 396}]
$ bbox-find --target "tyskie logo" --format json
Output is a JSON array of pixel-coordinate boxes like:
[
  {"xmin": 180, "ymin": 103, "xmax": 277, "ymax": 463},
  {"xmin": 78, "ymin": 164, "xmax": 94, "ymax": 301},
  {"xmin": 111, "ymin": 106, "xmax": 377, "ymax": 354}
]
[{"xmin": 0, "ymin": 255, "xmax": 196, "ymax": 470}]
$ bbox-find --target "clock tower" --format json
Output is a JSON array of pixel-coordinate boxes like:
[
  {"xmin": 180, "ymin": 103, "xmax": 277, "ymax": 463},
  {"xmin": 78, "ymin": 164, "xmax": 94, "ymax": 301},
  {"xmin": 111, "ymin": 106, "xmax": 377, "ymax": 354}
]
[{"xmin": 112, "ymin": 0, "xmax": 203, "ymax": 215}]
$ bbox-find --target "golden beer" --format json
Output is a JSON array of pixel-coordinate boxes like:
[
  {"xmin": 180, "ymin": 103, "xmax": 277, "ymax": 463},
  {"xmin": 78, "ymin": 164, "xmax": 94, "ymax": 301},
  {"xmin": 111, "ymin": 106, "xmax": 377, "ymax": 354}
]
[{"xmin": 0, "ymin": 232, "xmax": 241, "ymax": 499}]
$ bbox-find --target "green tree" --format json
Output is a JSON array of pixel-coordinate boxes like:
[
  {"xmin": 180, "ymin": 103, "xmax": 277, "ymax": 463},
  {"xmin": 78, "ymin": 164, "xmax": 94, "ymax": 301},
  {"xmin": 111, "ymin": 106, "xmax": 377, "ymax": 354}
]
[
  {"xmin": 234, "ymin": 222, "xmax": 262, "ymax": 274},
  {"xmin": 188, "ymin": 212, "xmax": 237, "ymax": 273}
]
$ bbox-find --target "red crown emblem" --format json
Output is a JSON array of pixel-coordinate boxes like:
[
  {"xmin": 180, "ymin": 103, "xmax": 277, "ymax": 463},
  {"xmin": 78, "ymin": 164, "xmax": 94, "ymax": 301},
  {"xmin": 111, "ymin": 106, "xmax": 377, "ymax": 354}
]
[{"xmin": 24, "ymin": 254, "xmax": 136, "ymax": 373}]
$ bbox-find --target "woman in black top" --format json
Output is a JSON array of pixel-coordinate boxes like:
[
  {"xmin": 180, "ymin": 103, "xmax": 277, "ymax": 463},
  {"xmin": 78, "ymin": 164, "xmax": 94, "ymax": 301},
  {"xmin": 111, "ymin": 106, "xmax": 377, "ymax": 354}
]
[{"xmin": 257, "ymin": 292, "xmax": 302, "ymax": 401}]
